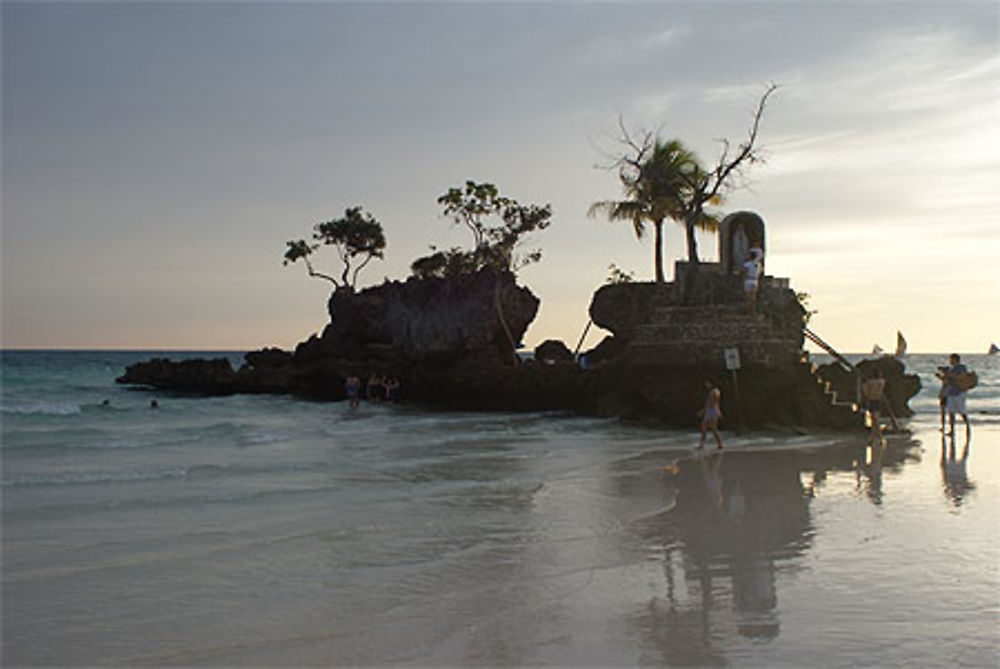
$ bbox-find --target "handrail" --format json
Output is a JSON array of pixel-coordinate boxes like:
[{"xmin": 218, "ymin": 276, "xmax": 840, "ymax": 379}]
[
  {"xmin": 804, "ymin": 326, "xmax": 861, "ymax": 405},
  {"xmin": 803, "ymin": 326, "xmax": 854, "ymax": 372}
]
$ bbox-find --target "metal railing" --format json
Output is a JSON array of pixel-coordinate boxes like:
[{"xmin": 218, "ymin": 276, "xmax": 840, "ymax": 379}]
[{"xmin": 803, "ymin": 325, "xmax": 861, "ymax": 406}]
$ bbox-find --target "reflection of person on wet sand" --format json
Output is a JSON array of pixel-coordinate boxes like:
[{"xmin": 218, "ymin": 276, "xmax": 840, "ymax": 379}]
[
  {"xmin": 697, "ymin": 380, "xmax": 723, "ymax": 450},
  {"xmin": 933, "ymin": 367, "xmax": 948, "ymax": 432},
  {"xmin": 855, "ymin": 440, "xmax": 887, "ymax": 505},
  {"xmin": 940, "ymin": 433, "xmax": 974, "ymax": 506},
  {"xmin": 699, "ymin": 451, "xmax": 725, "ymax": 511}
]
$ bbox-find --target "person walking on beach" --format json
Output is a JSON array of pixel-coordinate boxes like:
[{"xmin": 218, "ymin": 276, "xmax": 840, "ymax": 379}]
[
  {"xmin": 698, "ymin": 380, "xmax": 724, "ymax": 450},
  {"xmin": 861, "ymin": 369, "xmax": 886, "ymax": 445},
  {"xmin": 942, "ymin": 354, "xmax": 971, "ymax": 438},
  {"xmin": 743, "ymin": 248, "xmax": 763, "ymax": 314}
]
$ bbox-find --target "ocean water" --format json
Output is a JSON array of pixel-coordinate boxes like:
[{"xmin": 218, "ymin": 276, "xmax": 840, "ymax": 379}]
[{"xmin": 2, "ymin": 350, "xmax": 998, "ymax": 667}]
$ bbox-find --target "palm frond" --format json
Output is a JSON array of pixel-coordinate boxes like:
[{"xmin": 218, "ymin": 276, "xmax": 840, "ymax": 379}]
[{"xmin": 590, "ymin": 200, "xmax": 648, "ymax": 239}]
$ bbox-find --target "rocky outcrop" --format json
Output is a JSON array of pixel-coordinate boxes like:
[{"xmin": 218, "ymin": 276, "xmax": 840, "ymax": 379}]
[
  {"xmin": 579, "ymin": 264, "xmax": 918, "ymax": 429},
  {"xmin": 591, "ymin": 264, "xmax": 805, "ymax": 368},
  {"xmin": 295, "ymin": 269, "xmax": 538, "ymax": 365},
  {"xmin": 534, "ymin": 339, "xmax": 574, "ymax": 364},
  {"xmin": 816, "ymin": 355, "xmax": 922, "ymax": 419},
  {"xmin": 119, "ymin": 269, "xmax": 540, "ymax": 400},
  {"xmin": 117, "ymin": 261, "xmax": 920, "ymax": 430}
]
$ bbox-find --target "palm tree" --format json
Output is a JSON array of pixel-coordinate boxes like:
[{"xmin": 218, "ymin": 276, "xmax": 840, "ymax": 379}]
[{"xmin": 590, "ymin": 139, "xmax": 702, "ymax": 283}]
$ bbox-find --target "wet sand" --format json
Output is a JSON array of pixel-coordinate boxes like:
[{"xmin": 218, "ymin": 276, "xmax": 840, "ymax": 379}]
[{"xmin": 201, "ymin": 421, "xmax": 998, "ymax": 667}]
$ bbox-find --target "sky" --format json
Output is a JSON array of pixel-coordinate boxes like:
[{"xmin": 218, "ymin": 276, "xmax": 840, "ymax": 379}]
[{"xmin": 2, "ymin": 1, "xmax": 998, "ymax": 354}]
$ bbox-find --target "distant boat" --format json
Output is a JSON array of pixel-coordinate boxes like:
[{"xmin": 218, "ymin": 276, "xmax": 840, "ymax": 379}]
[
  {"xmin": 872, "ymin": 344, "xmax": 884, "ymax": 355},
  {"xmin": 895, "ymin": 331, "xmax": 907, "ymax": 357},
  {"xmin": 990, "ymin": 343, "xmax": 999, "ymax": 356}
]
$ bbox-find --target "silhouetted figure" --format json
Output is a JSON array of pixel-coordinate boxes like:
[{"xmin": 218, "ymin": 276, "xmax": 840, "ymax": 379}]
[
  {"xmin": 345, "ymin": 374, "xmax": 361, "ymax": 409},
  {"xmin": 861, "ymin": 369, "xmax": 886, "ymax": 446},
  {"xmin": 942, "ymin": 354, "xmax": 971, "ymax": 439},
  {"xmin": 697, "ymin": 380, "xmax": 724, "ymax": 450}
]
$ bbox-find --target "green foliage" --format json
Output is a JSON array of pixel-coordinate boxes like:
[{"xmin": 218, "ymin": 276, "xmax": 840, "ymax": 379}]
[
  {"xmin": 591, "ymin": 138, "xmax": 712, "ymax": 282},
  {"xmin": 284, "ymin": 206, "xmax": 386, "ymax": 288},
  {"xmin": 595, "ymin": 85, "xmax": 776, "ymax": 279},
  {"xmin": 412, "ymin": 181, "xmax": 552, "ymax": 277},
  {"xmin": 283, "ymin": 239, "xmax": 316, "ymax": 266},
  {"xmin": 605, "ymin": 263, "xmax": 636, "ymax": 285},
  {"xmin": 410, "ymin": 247, "xmax": 478, "ymax": 279}
]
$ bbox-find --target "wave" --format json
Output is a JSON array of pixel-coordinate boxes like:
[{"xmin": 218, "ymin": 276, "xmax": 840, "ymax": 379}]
[
  {"xmin": 1, "ymin": 402, "xmax": 83, "ymax": 416},
  {"xmin": 2, "ymin": 466, "xmax": 191, "ymax": 488},
  {"xmin": 1, "ymin": 457, "xmax": 343, "ymax": 489}
]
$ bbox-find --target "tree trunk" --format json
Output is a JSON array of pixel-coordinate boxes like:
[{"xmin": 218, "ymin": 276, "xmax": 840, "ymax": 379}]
[
  {"xmin": 685, "ymin": 217, "xmax": 700, "ymax": 265},
  {"xmin": 654, "ymin": 219, "xmax": 665, "ymax": 283},
  {"xmin": 682, "ymin": 215, "xmax": 701, "ymax": 305}
]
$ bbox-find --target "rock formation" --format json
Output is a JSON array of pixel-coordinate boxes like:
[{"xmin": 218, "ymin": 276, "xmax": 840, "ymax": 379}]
[
  {"xmin": 119, "ymin": 268, "xmax": 541, "ymax": 401},
  {"xmin": 117, "ymin": 213, "xmax": 922, "ymax": 431}
]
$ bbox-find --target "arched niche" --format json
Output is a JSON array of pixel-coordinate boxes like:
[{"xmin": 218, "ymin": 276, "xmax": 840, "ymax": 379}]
[{"xmin": 719, "ymin": 211, "xmax": 765, "ymax": 274}]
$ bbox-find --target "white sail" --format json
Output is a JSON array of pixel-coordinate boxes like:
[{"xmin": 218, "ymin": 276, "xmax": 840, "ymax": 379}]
[{"xmin": 872, "ymin": 344, "xmax": 884, "ymax": 355}]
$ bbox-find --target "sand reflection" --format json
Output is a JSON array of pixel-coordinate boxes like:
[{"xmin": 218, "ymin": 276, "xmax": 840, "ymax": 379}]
[
  {"xmin": 940, "ymin": 432, "xmax": 975, "ymax": 506},
  {"xmin": 627, "ymin": 450, "xmax": 808, "ymax": 663},
  {"xmin": 627, "ymin": 437, "xmax": 922, "ymax": 664}
]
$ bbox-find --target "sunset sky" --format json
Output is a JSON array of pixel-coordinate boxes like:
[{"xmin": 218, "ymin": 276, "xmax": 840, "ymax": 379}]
[{"xmin": 3, "ymin": 1, "xmax": 998, "ymax": 354}]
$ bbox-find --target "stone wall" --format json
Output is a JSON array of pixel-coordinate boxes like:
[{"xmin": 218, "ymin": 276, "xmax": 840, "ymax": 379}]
[{"xmin": 589, "ymin": 265, "xmax": 805, "ymax": 369}]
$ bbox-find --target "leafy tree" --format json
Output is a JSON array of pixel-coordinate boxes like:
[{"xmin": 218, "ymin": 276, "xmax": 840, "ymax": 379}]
[
  {"xmin": 411, "ymin": 181, "xmax": 552, "ymax": 278},
  {"xmin": 594, "ymin": 84, "xmax": 777, "ymax": 281},
  {"xmin": 284, "ymin": 206, "xmax": 386, "ymax": 289},
  {"xmin": 410, "ymin": 246, "xmax": 478, "ymax": 280},
  {"xmin": 590, "ymin": 138, "xmax": 708, "ymax": 282}
]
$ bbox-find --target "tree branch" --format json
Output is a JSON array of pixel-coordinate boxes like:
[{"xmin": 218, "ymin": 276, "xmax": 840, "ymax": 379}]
[
  {"xmin": 304, "ymin": 257, "xmax": 340, "ymax": 286},
  {"xmin": 707, "ymin": 83, "xmax": 778, "ymax": 200}
]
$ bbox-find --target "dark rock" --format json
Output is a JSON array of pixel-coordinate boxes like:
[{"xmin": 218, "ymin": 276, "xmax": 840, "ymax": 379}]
[
  {"xmin": 321, "ymin": 268, "xmax": 538, "ymax": 365},
  {"xmin": 244, "ymin": 347, "xmax": 292, "ymax": 369},
  {"xmin": 817, "ymin": 355, "xmax": 922, "ymax": 418},
  {"xmin": 116, "ymin": 357, "xmax": 238, "ymax": 395},
  {"xmin": 115, "ymin": 257, "xmax": 919, "ymax": 430},
  {"xmin": 590, "ymin": 282, "xmax": 672, "ymax": 339},
  {"xmin": 582, "ymin": 335, "xmax": 627, "ymax": 366},
  {"xmin": 534, "ymin": 339, "xmax": 574, "ymax": 364}
]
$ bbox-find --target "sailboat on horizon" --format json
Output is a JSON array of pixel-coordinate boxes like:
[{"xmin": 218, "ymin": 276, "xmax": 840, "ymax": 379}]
[
  {"xmin": 895, "ymin": 331, "xmax": 907, "ymax": 357},
  {"xmin": 990, "ymin": 343, "xmax": 999, "ymax": 356}
]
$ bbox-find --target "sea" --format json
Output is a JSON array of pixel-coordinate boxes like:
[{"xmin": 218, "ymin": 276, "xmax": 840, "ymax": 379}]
[{"xmin": 2, "ymin": 350, "xmax": 998, "ymax": 667}]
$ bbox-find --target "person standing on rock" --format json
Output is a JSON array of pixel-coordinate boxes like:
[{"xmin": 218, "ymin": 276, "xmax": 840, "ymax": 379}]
[{"xmin": 698, "ymin": 380, "xmax": 724, "ymax": 450}]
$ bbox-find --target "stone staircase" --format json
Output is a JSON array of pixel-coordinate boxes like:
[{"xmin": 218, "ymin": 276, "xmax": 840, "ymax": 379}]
[
  {"xmin": 803, "ymin": 355, "xmax": 867, "ymax": 429},
  {"xmin": 797, "ymin": 329, "xmax": 871, "ymax": 430}
]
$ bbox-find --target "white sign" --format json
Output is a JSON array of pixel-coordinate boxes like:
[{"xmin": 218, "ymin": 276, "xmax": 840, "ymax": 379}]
[{"xmin": 724, "ymin": 347, "xmax": 741, "ymax": 371}]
